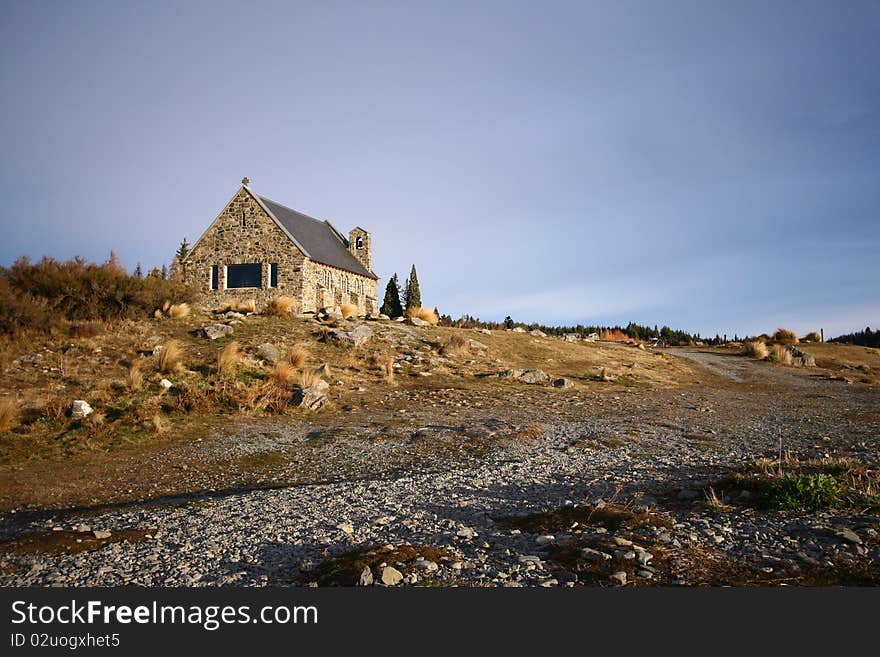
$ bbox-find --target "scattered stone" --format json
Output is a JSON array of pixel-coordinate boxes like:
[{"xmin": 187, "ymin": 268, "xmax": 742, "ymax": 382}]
[
  {"xmin": 358, "ymin": 566, "xmax": 373, "ymax": 586},
  {"xmin": 70, "ymin": 400, "xmax": 93, "ymax": 420},
  {"xmin": 257, "ymin": 343, "xmax": 280, "ymax": 364},
  {"xmin": 337, "ymin": 523, "xmax": 354, "ymax": 535},
  {"xmin": 580, "ymin": 547, "xmax": 612, "ymax": 561},
  {"xmin": 414, "ymin": 559, "xmax": 439, "ymax": 572},
  {"xmin": 159, "ymin": 379, "xmax": 173, "ymax": 390},
  {"xmin": 469, "ymin": 340, "xmax": 489, "ymax": 351},
  {"xmin": 535, "ymin": 535, "xmax": 555, "ymax": 546},
  {"xmin": 381, "ymin": 566, "xmax": 403, "ymax": 586},
  {"xmin": 293, "ymin": 385, "xmax": 329, "ymax": 410},
  {"xmin": 552, "ymin": 377, "xmax": 574, "ymax": 389},
  {"xmin": 519, "ymin": 369, "xmax": 550, "ymax": 385},
  {"xmin": 92, "ymin": 530, "xmax": 112, "ymax": 540},
  {"xmin": 835, "ymin": 528, "xmax": 862, "ymax": 545},
  {"xmin": 327, "ymin": 325, "xmax": 372, "ymax": 346},
  {"xmin": 612, "ymin": 537, "xmax": 633, "ymax": 547},
  {"xmin": 457, "ymin": 527, "xmax": 477, "ymax": 539},
  {"xmin": 202, "ymin": 324, "xmax": 234, "ymax": 340},
  {"xmin": 529, "ymin": 329, "xmax": 547, "ymax": 338},
  {"xmin": 563, "ymin": 333, "xmax": 580, "ymax": 342},
  {"xmin": 609, "ymin": 571, "xmax": 627, "ymax": 586},
  {"xmin": 407, "ymin": 317, "xmax": 429, "ymax": 327}
]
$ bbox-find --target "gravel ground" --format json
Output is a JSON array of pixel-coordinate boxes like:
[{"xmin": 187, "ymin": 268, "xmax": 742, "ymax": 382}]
[{"xmin": 1, "ymin": 350, "xmax": 878, "ymax": 587}]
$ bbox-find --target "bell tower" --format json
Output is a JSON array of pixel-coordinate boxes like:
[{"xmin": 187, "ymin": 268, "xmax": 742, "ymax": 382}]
[{"xmin": 348, "ymin": 227, "xmax": 373, "ymax": 272}]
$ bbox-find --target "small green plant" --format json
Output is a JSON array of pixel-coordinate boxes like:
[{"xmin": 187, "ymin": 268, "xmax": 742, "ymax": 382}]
[{"xmin": 756, "ymin": 474, "xmax": 843, "ymax": 510}]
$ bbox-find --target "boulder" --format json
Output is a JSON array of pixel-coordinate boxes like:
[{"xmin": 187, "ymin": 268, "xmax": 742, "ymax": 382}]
[
  {"xmin": 519, "ymin": 369, "xmax": 550, "ymax": 384},
  {"xmin": 380, "ymin": 566, "xmax": 403, "ymax": 586},
  {"xmin": 552, "ymin": 377, "xmax": 574, "ymax": 389},
  {"xmin": 407, "ymin": 317, "xmax": 429, "ymax": 327},
  {"xmin": 529, "ymin": 329, "xmax": 547, "ymax": 338},
  {"xmin": 70, "ymin": 400, "xmax": 93, "ymax": 420},
  {"xmin": 358, "ymin": 566, "xmax": 374, "ymax": 586},
  {"xmin": 563, "ymin": 333, "xmax": 580, "ymax": 342},
  {"xmin": 393, "ymin": 316, "xmax": 406, "ymax": 323},
  {"xmin": 498, "ymin": 369, "xmax": 525, "ymax": 380},
  {"xmin": 202, "ymin": 324, "xmax": 234, "ymax": 340},
  {"xmin": 469, "ymin": 339, "xmax": 489, "ymax": 351},
  {"xmin": 511, "ymin": 327, "xmax": 526, "ymax": 333},
  {"xmin": 293, "ymin": 383, "xmax": 329, "ymax": 410},
  {"xmin": 378, "ymin": 314, "xmax": 391, "ymax": 320},
  {"xmin": 788, "ymin": 346, "xmax": 816, "ymax": 367},
  {"xmin": 476, "ymin": 328, "xmax": 491, "ymax": 335},
  {"xmin": 257, "ymin": 343, "xmax": 280, "ymax": 364},
  {"xmin": 327, "ymin": 325, "xmax": 372, "ymax": 346}
]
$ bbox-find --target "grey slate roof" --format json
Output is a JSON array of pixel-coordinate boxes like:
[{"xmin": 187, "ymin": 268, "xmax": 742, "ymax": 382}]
[{"xmin": 258, "ymin": 195, "xmax": 377, "ymax": 279}]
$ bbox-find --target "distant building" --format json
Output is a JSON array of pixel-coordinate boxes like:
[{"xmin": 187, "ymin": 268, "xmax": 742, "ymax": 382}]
[{"xmin": 184, "ymin": 178, "xmax": 379, "ymax": 314}]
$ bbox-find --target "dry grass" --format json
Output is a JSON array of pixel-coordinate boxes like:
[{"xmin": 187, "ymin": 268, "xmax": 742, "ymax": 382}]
[
  {"xmin": 126, "ymin": 360, "xmax": 144, "ymax": 391},
  {"xmin": 599, "ymin": 367, "xmax": 612, "ymax": 381},
  {"xmin": 161, "ymin": 300, "xmax": 172, "ymax": 314},
  {"xmin": 440, "ymin": 334, "xmax": 468, "ymax": 356},
  {"xmin": 340, "ymin": 303, "xmax": 359, "ymax": 319},
  {"xmin": 0, "ymin": 398, "xmax": 18, "ymax": 432},
  {"xmin": 266, "ymin": 296, "xmax": 297, "ymax": 316},
  {"xmin": 236, "ymin": 299, "xmax": 256, "ymax": 314},
  {"xmin": 156, "ymin": 339, "xmax": 183, "ymax": 374},
  {"xmin": 299, "ymin": 369, "xmax": 320, "ymax": 389},
  {"xmin": 217, "ymin": 341, "xmax": 241, "ymax": 378},
  {"xmin": 802, "ymin": 331, "xmax": 822, "ymax": 343},
  {"xmin": 151, "ymin": 414, "xmax": 167, "ymax": 434},
  {"xmin": 168, "ymin": 302, "xmax": 190, "ymax": 319},
  {"xmin": 69, "ymin": 322, "xmax": 102, "ymax": 338},
  {"xmin": 598, "ymin": 329, "xmax": 631, "ymax": 342},
  {"xmin": 771, "ymin": 343, "xmax": 794, "ymax": 366},
  {"xmin": 384, "ymin": 355, "xmax": 396, "ymax": 383},
  {"xmin": 406, "ymin": 306, "xmax": 439, "ymax": 325},
  {"xmin": 285, "ymin": 345, "xmax": 309, "ymax": 369},
  {"xmin": 773, "ymin": 328, "xmax": 799, "ymax": 345},
  {"xmin": 743, "ymin": 340, "xmax": 769, "ymax": 359},
  {"xmin": 270, "ymin": 361, "xmax": 297, "ymax": 387},
  {"xmin": 704, "ymin": 487, "xmax": 733, "ymax": 512}
]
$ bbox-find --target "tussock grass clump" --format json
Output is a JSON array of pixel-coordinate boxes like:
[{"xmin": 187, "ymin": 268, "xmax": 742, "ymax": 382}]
[
  {"xmin": 770, "ymin": 343, "xmax": 793, "ymax": 366},
  {"xmin": 270, "ymin": 362, "xmax": 297, "ymax": 387},
  {"xmin": 773, "ymin": 328, "xmax": 799, "ymax": 345},
  {"xmin": 156, "ymin": 339, "xmax": 183, "ymax": 374},
  {"xmin": 802, "ymin": 331, "xmax": 822, "ymax": 343},
  {"xmin": 440, "ymin": 334, "xmax": 468, "ymax": 356},
  {"xmin": 406, "ymin": 306, "xmax": 439, "ymax": 325},
  {"xmin": 0, "ymin": 398, "xmax": 18, "ymax": 431},
  {"xmin": 217, "ymin": 341, "xmax": 241, "ymax": 378},
  {"xmin": 299, "ymin": 369, "xmax": 319, "ymax": 389},
  {"xmin": 340, "ymin": 303, "xmax": 358, "ymax": 319},
  {"xmin": 236, "ymin": 299, "xmax": 256, "ymax": 314},
  {"xmin": 266, "ymin": 296, "xmax": 297, "ymax": 316},
  {"xmin": 168, "ymin": 302, "xmax": 190, "ymax": 319},
  {"xmin": 384, "ymin": 355, "xmax": 396, "ymax": 383},
  {"xmin": 151, "ymin": 414, "xmax": 168, "ymax": 434},
  {"xmin": 742, "ymin": 340, "xmax": 769, "ymax": 359},
  {"xmin": 126, "ymin": 360, "xmax": 144, "ymax": 391},
  {"xmin": 285, "ymin": 345, "xmax": 309, "ymax": 369},
  {"xmin": 69, "ymin": 322, "xmax": 103, "ymax": 338}
]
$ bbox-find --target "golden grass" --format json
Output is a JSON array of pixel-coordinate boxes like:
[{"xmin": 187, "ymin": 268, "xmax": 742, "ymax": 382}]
[
  {"xmin": 802, "ymin": 331, "xmax": 822, "ymax": 343},
  {"xmin": 266, "ymin": 296, "xmax": 297, "ymax": 316},
  {"xmin": 771, "ymin": 343, "xmax": 793, "ymax": 366},
  {"xmin": 599, "ymin": 367, "xmax": 612, "ymax": 381},
  {"xmin": 156, "ymin": 339, "xmax": 183, "ymax": 374},
  {"xmin": 743, "ymin": 340, "xmax": 769, "ymax": 359},
  {"xmin": 151, "ymin": 413, "xmax": 167, "ymax": 434},
  {"xmin": 217, "ymin": 341, "xmax": 241, "ymax": 378},
  {"xmin": 168, "ymin": 302, "xmax": 190, "ymax": 319},
  {"xmin": 340, "ymin": 303, "xmax": 359, "ymax": 319},
  {"xmin": 153, "ymin": 309, "xmax": 163, "ymax": 319},
  {"xmin": 440, "ymin": 333, "xmax": 468, "ymax": 356},
  {"xmin": 406, "ymin": 306, "xmax": 439, "ymax": 325},
  {"xmin": 126, "ymin": 360, "xmax": 144, "ymax": 391},
  {"xmin": 270, "ymin": 361, "xmax": 297, "ymax": 387},
  {"xmin": 162, "ymin": 300, "xmax": 172, "ymax": 314},
  {"xmin": 773, "ymin": 328, "xmax": 799, "ymax": 345},
  {"xmin": 235, "ymin": 299, "xmax": 256, "ymax": 314},
  {"xmin": 285, "ymin": 345, "xmax": 309, "ymax": 369},
  {"xmin": 299, "ymin": 369, "xmax": 319, "ymax": 389},
  {"xmin": 0, "ymin": 398, "xmax": 18, "ymax": 432},
  {"xmin": 384, "ymin": 355, "xmax": 395, "ymax": 383}
]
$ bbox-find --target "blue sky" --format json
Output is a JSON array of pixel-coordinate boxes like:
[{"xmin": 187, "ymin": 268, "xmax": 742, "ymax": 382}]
[{"xmin": 1, "ymin": 1, "xmax": 878, "ymax": 337}]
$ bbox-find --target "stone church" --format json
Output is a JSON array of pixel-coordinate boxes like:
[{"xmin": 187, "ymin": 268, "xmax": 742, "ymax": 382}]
[{"xmin": 184, "ymin": 178, "xmax": 379, "ymax": 314}]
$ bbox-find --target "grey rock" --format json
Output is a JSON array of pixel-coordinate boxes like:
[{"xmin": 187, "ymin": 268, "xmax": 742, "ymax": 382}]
[
  {"xmin": 202, "ymin": 324, "xmax": 234, "ymax": 340},
  {"xmin": 519, "ymin": 369, "xmax": 550, "ymax": 385},
  {"xmin": 469, "ymin": 339, "xmax": 489, "ymax": 351},
  {"xmin": 92, "ymin": 530, "xmax": 112, "ymax": 540},
  {"xmin": 552, "ymin": 377, "xmax": 574, "ymax": 389},
  {"xmin": 610, "ymin": 571, "xmax": 627, "ymax": 586},
  {"xmin": 293, "ymin": 385, "xmax": 329, "ymax": 411},
  {"xmin": 358, "ymin": 566, "xmax": 373, "ymax": 586},
  {"xmin": 580, "ymin": 547, "xmax": 612, "ymax": 561},
  {"xmin": 835, "ymin": 528, "xmax": 862, "ymax": 544},
  {"xmin": 257, "ymin": 343, "xmax": 280, "ymax": 364},
  {"xmin": 529, "ymin": 330, "xmax": 547, "ymax": 338},
  {"xmin": 327, "ymin": 325, "xmax": 372, "ymax": 346},
  {"xmin": 70, "ymin": 400, "xmax": 93, "ymax": 420},
  {"xmin": 407, "ymin": 317, "xmax": 429, "ymax": 327}
]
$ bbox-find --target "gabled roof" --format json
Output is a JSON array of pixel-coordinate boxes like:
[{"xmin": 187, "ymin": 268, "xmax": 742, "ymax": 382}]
[{"xmin": 257, "ymin": 195, "xmax": 377, "ymax": 279}]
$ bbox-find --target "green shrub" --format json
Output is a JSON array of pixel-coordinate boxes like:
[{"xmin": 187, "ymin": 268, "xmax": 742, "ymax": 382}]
[{"xmin": 756, "ymin": 474, "xmax": 843, "ymax": 510}]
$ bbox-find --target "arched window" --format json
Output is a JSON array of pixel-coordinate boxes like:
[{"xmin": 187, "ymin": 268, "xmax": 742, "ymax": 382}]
[{"xmin": 355, "ymin": 236, "xmax": 364, "ymax": 250}]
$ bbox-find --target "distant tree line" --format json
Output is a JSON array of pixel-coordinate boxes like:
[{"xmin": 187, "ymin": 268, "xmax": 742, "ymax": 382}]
[{"xmin": 829, "ymin": 327, "xmax": 880, "ymax": 348}]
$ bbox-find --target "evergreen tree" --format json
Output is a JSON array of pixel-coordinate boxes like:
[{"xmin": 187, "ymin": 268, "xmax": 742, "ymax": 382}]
[
  {"xmin": 134, "ymin": 262, "xmax": 143, "ymax": 278},
  {"xmin": 380, "ymin": 273, "xmax": 404, "ymax": 317},
  {"xmin": 404, "ymin": 264, "xmax": 421, "ymax": 311},
  {"xmin": 175, "ymin": 238, "xmax": 190, "ymax": 262},
  {"xmin": 160, "ymin": 264, "xmax": 168, "ymax": 280}
]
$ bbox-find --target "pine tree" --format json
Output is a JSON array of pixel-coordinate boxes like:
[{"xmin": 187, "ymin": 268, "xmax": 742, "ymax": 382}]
[
  {"xmin": 175, "ymin": 238, "xmax": 190, "ymax": 262},
  {"xmin": 380, "ymin": 273, "xmax": 404, "ymax": 318},
  {"xmin": 404, "ymin": 264, "xmax": 421, "ymax": 311},
  {"xmin": 134, "ymin": 262, "xmax": 143, "ymax": 278},
  {"xmin": 161, "ymin": 264, "xmax": 168, "ymax": 280}
]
